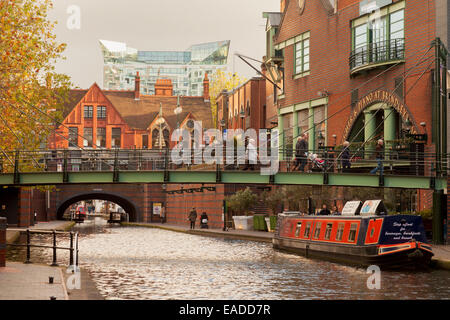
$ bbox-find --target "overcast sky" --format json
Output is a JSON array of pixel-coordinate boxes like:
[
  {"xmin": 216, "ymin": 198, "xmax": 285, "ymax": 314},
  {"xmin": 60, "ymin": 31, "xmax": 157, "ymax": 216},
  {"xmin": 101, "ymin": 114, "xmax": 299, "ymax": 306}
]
[{"xmin": 49, "ymin": 0, "xmax": 279, "ymax": 89}]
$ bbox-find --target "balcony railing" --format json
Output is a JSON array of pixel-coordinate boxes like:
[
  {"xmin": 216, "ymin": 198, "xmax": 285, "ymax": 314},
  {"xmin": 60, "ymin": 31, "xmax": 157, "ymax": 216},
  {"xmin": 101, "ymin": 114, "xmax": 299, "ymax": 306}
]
[{"xmin": 350, "ymin": 38, "xmax": 405, "ymax": 74}]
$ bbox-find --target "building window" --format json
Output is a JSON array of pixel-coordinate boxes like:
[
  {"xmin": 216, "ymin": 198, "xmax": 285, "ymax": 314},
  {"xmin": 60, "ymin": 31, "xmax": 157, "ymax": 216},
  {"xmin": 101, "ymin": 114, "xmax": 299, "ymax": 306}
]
[
  {"xmin": 314, "ymin": 106, "xmax": 326, "ymax": 149},
  {"xmin": 97, "ymin": 127, "xmax": 106, "ymax": 148},
  {"xmin": 83, "ymin": 127, "xmax": 93, "ymax": 147},
  {"xmin": 351, "ymin": 8, "xmax": 405, "ymax": 71},
  {"xmin": 298, "ymin": 109, "xmax": 309, "ymax": 135},
  {"xmin": 68, "ymin": 127, "xmax": 78, "ymax": 148},
  {"xmin": 97, "ymin": 106, "xmax": 107, "ymax": 119},
  {"xmin": 294, "ymin": 35, "xmax": 310, "ymax": 77},
  {"xmin": 84, "ymin": 105, "xmax": 93, "ymax": 118},
  {"xmin": 142, "ymin": 134, "xmax": 149, "ymax": 149},
  {"xmin": 112, "ymin": 128, "xmax": 121, "ymax": 148}
]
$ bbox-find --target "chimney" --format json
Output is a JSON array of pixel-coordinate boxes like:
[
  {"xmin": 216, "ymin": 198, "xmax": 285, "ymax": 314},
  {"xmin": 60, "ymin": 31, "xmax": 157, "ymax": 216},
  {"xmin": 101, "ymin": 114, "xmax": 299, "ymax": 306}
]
[
  {"xmin": 155, "ymin": 79, "xmax": 173, "ymax": 96},
  {"xmin": 203, "ymin": 73, "xmax": 210, "ymax": 102},
  {"xmin": 135, "ymin": 71, "xmax": 141, "ymax": 100}
]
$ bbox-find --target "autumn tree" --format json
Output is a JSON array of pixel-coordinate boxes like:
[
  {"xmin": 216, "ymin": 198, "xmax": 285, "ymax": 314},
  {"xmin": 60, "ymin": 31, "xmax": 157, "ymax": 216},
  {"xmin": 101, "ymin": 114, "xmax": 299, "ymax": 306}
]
[
  {"xmin": 209, "ymin": 69, "xmax": 246, "ymax": 128},
  {"xmin": 0, "ymin": 0, "xmax": 71, "ymax": 170}
]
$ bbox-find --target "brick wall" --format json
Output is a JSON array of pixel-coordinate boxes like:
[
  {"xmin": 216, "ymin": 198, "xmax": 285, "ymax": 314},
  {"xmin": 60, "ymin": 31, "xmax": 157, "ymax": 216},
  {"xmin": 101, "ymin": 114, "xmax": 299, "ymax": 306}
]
[
  {"xmin": 0, "ymin": 217, "xmax": 6, "ymax": 267},
  {"xmin": 166, "ymin": 184, "xmax": 225, "ymax": 229}
]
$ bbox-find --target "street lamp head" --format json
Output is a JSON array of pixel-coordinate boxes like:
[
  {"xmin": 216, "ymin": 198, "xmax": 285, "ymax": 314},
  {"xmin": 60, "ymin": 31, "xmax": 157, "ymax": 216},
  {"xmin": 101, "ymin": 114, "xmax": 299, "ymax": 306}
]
[{"xmin": 174, "ymin": 106, "xmax": 182, "ymax": 115}]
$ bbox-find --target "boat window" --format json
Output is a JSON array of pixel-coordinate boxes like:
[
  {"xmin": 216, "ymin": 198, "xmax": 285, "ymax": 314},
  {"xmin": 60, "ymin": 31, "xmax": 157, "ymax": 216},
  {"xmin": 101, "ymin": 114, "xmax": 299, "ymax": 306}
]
[
  {"xmin": 304, "ymin": 221, "xmax": 312, "ymax": 238},
  {"xmin": 348, "ymin": 223, "xmax": 358, "ymax": 242},
  {"xmin": 313, "ymin": 222, "xmax": 322, "ymax": 239},
  {"xmin": 336, "ymin": 223, "xmax": 345, "ymax": 241},
  {"xmin": 324, "ymin": 223, "xmax": 333, "ymax": 240},
  {"xmin": 295, "ymin": 222, "xmax": 302, "ymax": 237}
]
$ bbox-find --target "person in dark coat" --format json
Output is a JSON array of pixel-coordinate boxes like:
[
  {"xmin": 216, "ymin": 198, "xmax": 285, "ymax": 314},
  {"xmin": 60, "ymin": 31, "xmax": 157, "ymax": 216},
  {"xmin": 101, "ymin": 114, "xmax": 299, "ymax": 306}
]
[
  {"xmin": 200, "ymin": 212, "xmax": 209, "ymax": 229},
  {"xmin": 318, "ymin": 204, "xmax": 331, "ymax": 216},
  {"xmin": 188, "ymin": 207, "xmax": 197, "ymax": 230},
  {"xmin": 293, "ymin": 133, "xmax": 308, "ymax": 172},
  {"xmin": 370, "ymin": 139, "xmax": 384, "ymax": 175},
  {"xmin": 341, "ymin": 141, "xmax": 351, "ymax": 172}
]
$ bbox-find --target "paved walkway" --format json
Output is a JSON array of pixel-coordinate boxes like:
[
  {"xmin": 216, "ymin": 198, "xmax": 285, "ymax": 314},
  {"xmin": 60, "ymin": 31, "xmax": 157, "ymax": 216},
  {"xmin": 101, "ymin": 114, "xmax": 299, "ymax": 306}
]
[
  {"xmin": 0, "ymin": 262, "xmax": 67, "ymax": 300},
  {"xmin": 122, "ymin": 222, "xmax": 274, "ymax": 243}
]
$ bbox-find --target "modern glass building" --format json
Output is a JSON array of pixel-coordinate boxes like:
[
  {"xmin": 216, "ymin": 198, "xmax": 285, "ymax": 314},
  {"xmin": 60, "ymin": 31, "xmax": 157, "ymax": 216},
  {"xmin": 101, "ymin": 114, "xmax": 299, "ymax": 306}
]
[{"xmin": 100, "ymin": 40, "xmax": 230, "ymax": 96}]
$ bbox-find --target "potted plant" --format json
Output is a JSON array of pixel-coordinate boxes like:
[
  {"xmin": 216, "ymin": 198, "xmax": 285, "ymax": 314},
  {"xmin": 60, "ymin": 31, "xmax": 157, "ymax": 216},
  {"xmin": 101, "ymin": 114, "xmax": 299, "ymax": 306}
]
[
  {"xmin": 226, "ymin": 187, "xmax": 258, "ymax": 230},
  {"xmin": 260, "ymin": 190, "xmax": 284, "ymax": 232}
]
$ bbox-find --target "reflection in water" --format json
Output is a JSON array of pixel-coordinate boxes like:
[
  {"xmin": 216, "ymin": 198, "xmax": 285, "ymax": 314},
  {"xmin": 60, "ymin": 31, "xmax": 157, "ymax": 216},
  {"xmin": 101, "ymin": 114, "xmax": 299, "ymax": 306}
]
[{"xmin": 7, "ymin": 217, "xmax": 450, "ymax": 300}]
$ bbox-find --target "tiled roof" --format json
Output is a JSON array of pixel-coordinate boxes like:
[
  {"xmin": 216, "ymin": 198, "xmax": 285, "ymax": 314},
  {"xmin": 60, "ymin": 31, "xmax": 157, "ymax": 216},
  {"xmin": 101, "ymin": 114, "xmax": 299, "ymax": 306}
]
[
  {"xmin": 63, "ymin": 89, "xmax": 88, "ymax": 118},
  {"xmin": 64, "ymin": 88, "xmax": 213, "ymax": 130}
]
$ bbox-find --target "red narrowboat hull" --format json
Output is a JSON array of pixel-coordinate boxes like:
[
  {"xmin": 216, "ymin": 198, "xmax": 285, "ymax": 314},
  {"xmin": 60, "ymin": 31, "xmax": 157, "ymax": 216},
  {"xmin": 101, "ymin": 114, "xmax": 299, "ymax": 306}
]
[{"xmin": 273, "ymin": 214, "xmax": 433, "ymax": 269}]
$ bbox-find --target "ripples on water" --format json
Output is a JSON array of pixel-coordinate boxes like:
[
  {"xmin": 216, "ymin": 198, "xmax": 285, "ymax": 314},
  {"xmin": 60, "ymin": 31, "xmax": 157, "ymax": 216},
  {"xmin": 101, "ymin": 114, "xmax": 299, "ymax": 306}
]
[{"xmin": 7, "ymin": 218, "xmax": 450, "ymax": 300}]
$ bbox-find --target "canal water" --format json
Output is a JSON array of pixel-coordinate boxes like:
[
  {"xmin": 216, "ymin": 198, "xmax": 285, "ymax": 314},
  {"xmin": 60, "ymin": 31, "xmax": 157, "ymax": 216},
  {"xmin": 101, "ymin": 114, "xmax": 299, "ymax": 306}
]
[{"xmin": 7, "ymin": 217, "xmax": 450, "ymax": 300}]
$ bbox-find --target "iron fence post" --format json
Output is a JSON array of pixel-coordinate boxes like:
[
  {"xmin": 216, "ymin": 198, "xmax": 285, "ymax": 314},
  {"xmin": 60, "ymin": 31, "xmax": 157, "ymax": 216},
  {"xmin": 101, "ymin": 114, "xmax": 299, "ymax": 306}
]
[
  {"xmin": 113, "ymin": 148, "xmax": 119, "ymax": 182},
  {"xmin": 63, "ymin": 150, "xmax": 68, "ymax": 183},
  {"xmin": 51, "ymin": 230, "xmax": 58, "ymax": 266},
  {"xmin": 24, "ymin": 229, "xmax": 31, "ymax": 264}
]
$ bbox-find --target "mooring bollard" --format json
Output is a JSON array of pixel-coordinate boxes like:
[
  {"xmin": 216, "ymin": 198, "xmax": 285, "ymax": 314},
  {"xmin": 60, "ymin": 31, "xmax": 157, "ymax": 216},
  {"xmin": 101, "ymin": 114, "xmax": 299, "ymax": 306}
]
[
  {"xmin": 50, "ymin": 296, "xmax": 56, "ymax": 300},
  {"xmin": 24, "ymin": 229, "xmax": 31, "ymax": 264},
  {"xmin": 0, "ymin": 217, "xmax": 6, "ymax": 268},
  {"xmin": 51, "ymin": 230, "xmax": 58, "ymax": 266}
]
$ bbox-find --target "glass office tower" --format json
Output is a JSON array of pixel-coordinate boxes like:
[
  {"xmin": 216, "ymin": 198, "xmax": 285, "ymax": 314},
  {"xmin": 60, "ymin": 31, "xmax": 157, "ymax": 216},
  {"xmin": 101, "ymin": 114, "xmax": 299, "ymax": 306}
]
[{"xmin": 100, "ymin": 40, "xmax": 230, "ymax": 96}]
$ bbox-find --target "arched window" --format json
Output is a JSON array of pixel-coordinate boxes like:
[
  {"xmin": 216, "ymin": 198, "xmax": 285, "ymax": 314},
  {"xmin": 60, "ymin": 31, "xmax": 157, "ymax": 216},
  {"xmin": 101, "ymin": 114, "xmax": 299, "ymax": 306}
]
[{"xmin": 152, "ymin": 129, "xmax": 160, "ymax": 148}]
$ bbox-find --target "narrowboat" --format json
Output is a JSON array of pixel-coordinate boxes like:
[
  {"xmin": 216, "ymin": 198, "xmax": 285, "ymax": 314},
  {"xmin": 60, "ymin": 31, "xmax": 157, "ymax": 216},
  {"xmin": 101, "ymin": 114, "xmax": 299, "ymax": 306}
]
[
  {"xmin": 73, "ymin": 205, "xmax": 86, "ymax": 223},
  {"xmin": 273, "ymin": 200, "xmax": 433, "ymax": 269}
]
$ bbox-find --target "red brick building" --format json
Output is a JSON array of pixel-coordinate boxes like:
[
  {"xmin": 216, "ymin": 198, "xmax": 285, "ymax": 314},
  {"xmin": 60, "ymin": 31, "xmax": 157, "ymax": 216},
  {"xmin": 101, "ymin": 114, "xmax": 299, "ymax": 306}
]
[
  {"xmin": 268, "ymin": 0, "xmax": 442, "ymax": 151},
  {"xmin": 263, "ymin": 0, "xmax": 448, "ymax": 240},
  {"xmin": 216, "ymin": 77, "xmax": 266, "ymax": 131},
  {"xmin": 50, "ymin": 73, "xmax": 213, "ymax": 150}
]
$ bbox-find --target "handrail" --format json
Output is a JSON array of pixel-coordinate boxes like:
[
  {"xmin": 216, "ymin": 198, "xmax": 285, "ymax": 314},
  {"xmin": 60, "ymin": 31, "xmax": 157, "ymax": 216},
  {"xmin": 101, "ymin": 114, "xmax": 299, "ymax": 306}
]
[
  {"xmin": 350, "ymin": 38, "xmax": 405, "ymax": 71},
  {"xmin": 6, "ymin": 229, "xmax": 79, "ymax": 267}
]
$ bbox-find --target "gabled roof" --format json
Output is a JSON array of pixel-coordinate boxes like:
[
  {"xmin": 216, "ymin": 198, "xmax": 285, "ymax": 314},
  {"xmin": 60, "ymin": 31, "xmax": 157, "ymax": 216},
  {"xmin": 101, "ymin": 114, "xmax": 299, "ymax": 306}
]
[
  {"xmin": 63, "ymin": 87, "xmax": 213, "ymax": 131},
  {"xmin": 63, "ymin": 89, "xmax": 88, "ymax": 118}
]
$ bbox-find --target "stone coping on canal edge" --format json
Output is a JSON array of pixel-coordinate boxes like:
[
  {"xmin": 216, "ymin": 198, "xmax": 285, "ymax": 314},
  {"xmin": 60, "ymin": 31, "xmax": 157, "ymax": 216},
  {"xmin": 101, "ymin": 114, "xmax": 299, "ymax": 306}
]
[
  {"xmin": 121, "ymin": 222, "xmax": 273, "ymax": 243},
  {"xmin": 6, "ymin": 220, "xmax": 76, "ymax": 244},
  {"xmin": 122, "ymin": 222, "xmax": 450, "ymax": 270}
]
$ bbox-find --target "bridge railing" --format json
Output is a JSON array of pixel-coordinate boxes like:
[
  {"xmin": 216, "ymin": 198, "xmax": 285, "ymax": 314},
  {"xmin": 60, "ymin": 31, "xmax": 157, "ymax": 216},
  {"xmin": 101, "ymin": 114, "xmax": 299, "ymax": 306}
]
[{"xmin": 0, "ymin": 148, "xmax": 447, "ymax": 178}]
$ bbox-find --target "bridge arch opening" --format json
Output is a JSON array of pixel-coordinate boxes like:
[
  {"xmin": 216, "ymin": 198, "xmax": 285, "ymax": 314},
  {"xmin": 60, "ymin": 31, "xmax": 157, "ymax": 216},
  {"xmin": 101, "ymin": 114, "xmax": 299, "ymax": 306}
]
[{"xmin": 57, "ymin": 192, "xmax": 138, "ymax": 222}]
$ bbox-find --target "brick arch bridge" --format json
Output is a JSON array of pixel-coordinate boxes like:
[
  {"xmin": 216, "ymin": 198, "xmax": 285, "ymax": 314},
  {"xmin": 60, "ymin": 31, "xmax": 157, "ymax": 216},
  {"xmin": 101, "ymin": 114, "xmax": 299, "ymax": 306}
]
[
  {"xmin": 56, "ymin": 192, "xmax": 138, "ymax": 221},
  {"xmin": 48, "ymin": 184, "xmax": 166, "ymax": 223}
]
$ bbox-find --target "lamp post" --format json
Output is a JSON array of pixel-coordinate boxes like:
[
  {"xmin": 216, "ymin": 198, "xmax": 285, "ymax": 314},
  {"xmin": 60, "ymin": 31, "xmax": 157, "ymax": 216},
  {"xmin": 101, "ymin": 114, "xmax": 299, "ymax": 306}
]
[
  {"xmin": 174, "ymin": 95, "xmax": 182, "ymax": 129},
  {"xmin": 156, "ymin": 102, "xmax": 164, "ymax": 149}
]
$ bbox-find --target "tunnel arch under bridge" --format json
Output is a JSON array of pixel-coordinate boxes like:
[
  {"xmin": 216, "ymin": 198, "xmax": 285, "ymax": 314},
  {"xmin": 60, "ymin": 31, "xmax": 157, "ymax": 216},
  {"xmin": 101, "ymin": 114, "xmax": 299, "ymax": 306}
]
[{"xmin": 56, "ymin": 192, "xmax": 138, "ymax": 222}]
